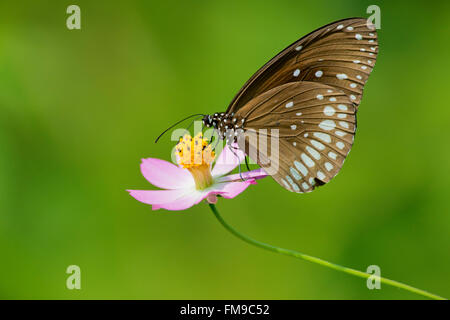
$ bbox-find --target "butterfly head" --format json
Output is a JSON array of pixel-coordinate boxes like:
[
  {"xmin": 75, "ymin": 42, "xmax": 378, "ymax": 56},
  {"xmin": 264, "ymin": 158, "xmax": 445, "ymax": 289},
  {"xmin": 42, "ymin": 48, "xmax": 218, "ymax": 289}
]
[
  {"xmin": 203, "ymin": 112, "xmax": 246, "ymax": 144},
  {"xmin": 202, "ymin": 113, "xmax": 224, "ymax": 129}
]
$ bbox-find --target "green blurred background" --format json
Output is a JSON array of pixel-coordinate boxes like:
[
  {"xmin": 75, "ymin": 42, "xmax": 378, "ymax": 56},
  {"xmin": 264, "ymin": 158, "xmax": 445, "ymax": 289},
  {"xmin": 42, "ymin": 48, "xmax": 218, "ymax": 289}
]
[{"xmin": 0, "ymin": 0, "xmax": 449, "ymax": 299}]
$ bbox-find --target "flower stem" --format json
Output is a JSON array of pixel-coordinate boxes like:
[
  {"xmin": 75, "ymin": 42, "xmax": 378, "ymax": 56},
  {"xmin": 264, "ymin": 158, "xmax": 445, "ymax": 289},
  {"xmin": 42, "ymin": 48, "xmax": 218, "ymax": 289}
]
[{"xmin": 209, "ymin": 203, "xmax": 445, "ymax": 300}]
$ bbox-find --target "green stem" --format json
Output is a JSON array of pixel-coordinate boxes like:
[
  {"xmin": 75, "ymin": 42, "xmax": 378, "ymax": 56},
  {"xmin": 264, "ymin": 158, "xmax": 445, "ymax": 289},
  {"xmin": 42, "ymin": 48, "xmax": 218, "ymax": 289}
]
[{"xmin": 209, "ymin": 203, "xmax": 445, "ymax": 300}]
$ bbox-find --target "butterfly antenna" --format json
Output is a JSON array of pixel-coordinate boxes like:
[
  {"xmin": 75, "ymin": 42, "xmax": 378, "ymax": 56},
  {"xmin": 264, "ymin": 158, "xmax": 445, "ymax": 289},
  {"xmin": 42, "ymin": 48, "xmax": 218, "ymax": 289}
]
[
  {"xmin": 185, "ymin": 114, "xmax": 205, "ymax": 132},
  {"xmin": 154, "ymin": 113, "xmax": 205, "ymax": 143}
]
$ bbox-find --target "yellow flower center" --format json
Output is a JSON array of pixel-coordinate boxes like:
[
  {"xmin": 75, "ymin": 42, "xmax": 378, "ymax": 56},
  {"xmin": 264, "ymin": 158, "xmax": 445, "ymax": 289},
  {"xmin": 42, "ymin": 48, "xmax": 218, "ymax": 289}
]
[{"xmin": 176, "ymin": 133, "xmax": 215, "ymax": 190}]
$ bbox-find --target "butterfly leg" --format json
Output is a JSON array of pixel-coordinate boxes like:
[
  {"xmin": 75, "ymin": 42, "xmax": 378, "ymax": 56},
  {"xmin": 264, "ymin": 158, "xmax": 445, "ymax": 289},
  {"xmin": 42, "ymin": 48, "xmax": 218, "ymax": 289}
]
[
  {"xmin": 229, "ymin": 145, "xmax": 247, "ymax": 182},
  {"xmin": 236, "ymin": 160, "xmax": 245, "ymax": 182},
  {"xmin": 244, "ymin": 156, "xmax": 250, "ymax": 171}
]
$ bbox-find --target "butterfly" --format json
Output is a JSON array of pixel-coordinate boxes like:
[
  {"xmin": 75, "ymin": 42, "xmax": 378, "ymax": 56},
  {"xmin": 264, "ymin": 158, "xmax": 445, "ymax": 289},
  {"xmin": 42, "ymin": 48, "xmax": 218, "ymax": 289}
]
[{"xmin": 201, "ymin": 17, "xmax": 378, "ymax": 193}]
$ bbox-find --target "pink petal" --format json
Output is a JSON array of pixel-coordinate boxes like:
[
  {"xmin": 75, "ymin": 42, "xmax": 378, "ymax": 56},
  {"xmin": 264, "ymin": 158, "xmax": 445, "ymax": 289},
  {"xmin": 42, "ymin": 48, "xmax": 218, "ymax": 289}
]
[
  {"xmin": 151, "ymin": 191, "xmax": 206, "ymax": 211},
  {"xmin": 218, "ymin": 168, "xmax": 268, "ymax": 182},
  {"xmin": 140, "ymin": 158, "xmax": 194, "ymax": 189},
  {"xmin": 210, "ymin": 180, "xmax": 256, "ymax": 199},
  {"xmin": 211, "ymin": 143, "xmax": 245, "ymax": 178},
  {"xmin": 127, "ymin": 189, "xmax": 188, "ymax": 205}
]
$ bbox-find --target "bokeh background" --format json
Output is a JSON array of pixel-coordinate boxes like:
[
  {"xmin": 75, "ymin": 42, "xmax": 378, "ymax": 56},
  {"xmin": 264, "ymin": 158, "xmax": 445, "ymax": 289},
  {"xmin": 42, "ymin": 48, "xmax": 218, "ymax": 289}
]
[{"xmin": 0, "ymin": 0, "xmax": 449, "ymax": 299}]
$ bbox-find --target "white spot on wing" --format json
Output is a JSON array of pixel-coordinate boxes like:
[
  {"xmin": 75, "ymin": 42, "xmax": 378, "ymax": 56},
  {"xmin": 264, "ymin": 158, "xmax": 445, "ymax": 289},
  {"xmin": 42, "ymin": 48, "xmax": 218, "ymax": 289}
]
[
  {"xmin": 290, "ymin": 167, "xmax": 302, "ymax": 180},
  {"xmin": 315, "ymin": 70, "xmax": 323, "ymax": 78},
  {"xmin": 323, "ymin": 106, "xmax": 335, "ymax": 116},
  {"xmin": 281, "ymin": 178, "xmax": 291, "ymax": 190},
  {"xmin": 293, "ymin": 69, "xmax": 300, "ymax": 77},
  {"xmin": 336, "ymin": 73, "xmax": 348, "ymax": 80},
  {"xmin": 313, "ymin": 132, "xmax": 331, "ymax": 143},
  {"xmin": 306, "ymin": 146, "xmax": 321, "ymax": 160},
  {"xmin": 319, "ymin": 120, "xmax": 336, "ymax": 131},
  {"xmin": 301, "ymin": 153, "xmax": 315, "ymax": 168},
  {"xmin": 336, "ymin": 141, "xmax": 345, "ymax": 149},
  {"xmin": 285, "ymin": 101, "xmax": 294, "ymax": 108},
  {"xmin": 310, "ymin": 139, "xmax": 325, "ymax": 150},
  {"xmin": 294, "ymin": 160, "xmax": 308, "ymax": 176},
  {"xmin": 285, "ymin": 175, "xmax": 300, "ymax": 192},
  {"xmin": 317, "ymin": 171, "xmax": 326, "ymax": 180},
  {"xmin": 339, "ymin": 121, "xmax": 349, "ymax": 129}
]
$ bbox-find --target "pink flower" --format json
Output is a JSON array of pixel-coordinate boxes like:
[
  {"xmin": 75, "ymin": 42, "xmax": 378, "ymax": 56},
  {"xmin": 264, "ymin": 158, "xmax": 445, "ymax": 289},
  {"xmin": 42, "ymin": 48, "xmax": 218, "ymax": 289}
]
[{"xmin": 128, "ymin": 133, "xmax": 267, "ymax": 211}]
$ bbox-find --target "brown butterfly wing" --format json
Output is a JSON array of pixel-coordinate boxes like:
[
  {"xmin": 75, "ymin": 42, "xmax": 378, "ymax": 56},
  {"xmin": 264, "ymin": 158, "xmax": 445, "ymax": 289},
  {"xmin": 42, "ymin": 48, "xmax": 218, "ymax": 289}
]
[
  {"xmin": 235, "ymin": 82, "xmax": 355, "ymax": 193},
  {"xmin": 227, "ymin": 17, "xmax": 378, "ymax": 113}
]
